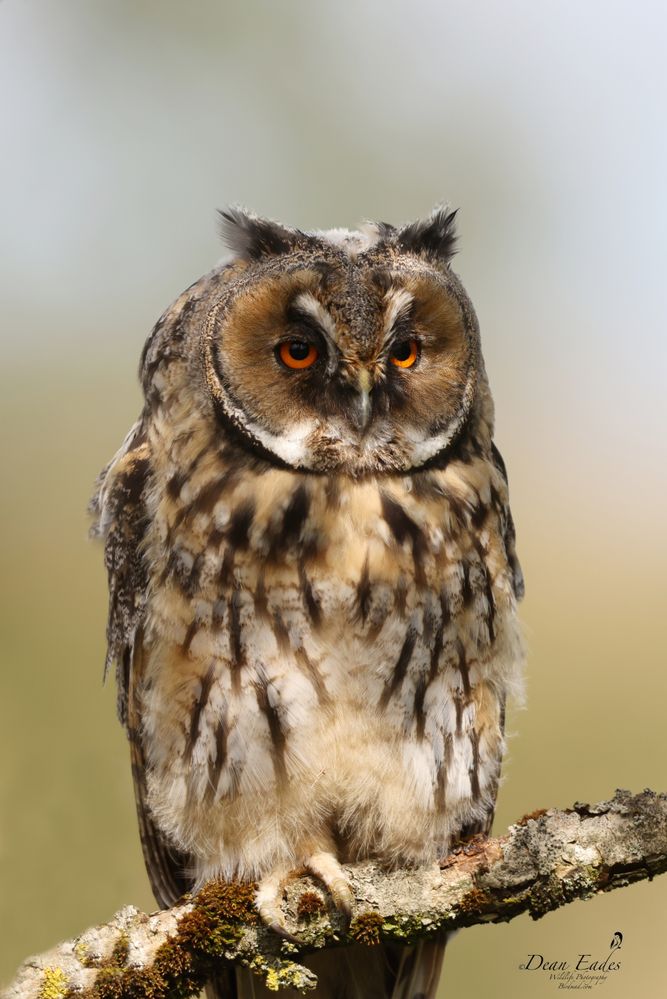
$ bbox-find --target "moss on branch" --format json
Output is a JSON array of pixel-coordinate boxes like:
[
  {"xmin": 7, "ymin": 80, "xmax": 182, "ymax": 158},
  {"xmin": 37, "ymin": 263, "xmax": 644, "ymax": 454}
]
[{"xmin": 4, "ymin": 789, "xmax": 666, "ymax": 998}]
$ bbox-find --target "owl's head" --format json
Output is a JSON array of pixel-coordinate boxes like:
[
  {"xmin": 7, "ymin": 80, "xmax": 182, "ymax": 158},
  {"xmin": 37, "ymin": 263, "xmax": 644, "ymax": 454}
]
[{"xmin": 152, "ymin": 208, "xmax": 490, "ymax": 476}]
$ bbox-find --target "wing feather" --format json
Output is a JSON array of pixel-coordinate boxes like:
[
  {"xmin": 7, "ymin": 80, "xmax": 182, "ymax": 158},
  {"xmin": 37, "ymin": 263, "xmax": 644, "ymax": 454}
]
[
  {"xmin": 90, "ymin": 417, "xmax": 149, "ymax": 722},
  {"xmin": 491, "ymin": 442, "xmax": 525, "ymax": 600},
  {"xmin": 91, "ymin": 416, "xmax": 192, "ymax": 908},
  {"xmin": 127, "ymin": 632, "xmax": 192, "ymax": 908}
]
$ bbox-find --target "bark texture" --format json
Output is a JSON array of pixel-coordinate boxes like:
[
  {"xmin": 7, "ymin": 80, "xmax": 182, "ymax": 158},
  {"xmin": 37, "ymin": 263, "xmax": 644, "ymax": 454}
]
[{"xmin": 4, "ymin": 789, "xmax": 666, "ymax": 999}]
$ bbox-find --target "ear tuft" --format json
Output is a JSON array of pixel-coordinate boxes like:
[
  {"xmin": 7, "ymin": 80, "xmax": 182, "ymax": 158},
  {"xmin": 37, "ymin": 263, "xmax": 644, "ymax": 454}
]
[
  {"xmin": 218, "ymin": 207, "xmax": 296, "ymax": 261},
  {"xmin": 396, "ymin": 206, "xmax": 459, "ymax": 264},
  {"xmin": 373, "ymin": 221, "xmax": 398, "ymax": 241}
]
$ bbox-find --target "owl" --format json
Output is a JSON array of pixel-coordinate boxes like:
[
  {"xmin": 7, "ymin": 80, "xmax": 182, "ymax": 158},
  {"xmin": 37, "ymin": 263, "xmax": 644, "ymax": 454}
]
[{"xmin": 90, "ymin": 207, "xmax": 524, "ymax": 999}]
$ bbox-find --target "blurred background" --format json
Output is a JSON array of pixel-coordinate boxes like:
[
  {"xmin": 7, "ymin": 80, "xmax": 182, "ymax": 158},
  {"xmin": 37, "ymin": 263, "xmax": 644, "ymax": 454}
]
[{"xmin": 1, "ymin": 1, "xmax": 665, "ymax": 995}]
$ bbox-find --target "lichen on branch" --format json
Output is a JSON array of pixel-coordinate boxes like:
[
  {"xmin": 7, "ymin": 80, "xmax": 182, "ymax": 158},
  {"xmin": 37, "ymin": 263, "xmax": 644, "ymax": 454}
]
[{"xmin": 3, "ymin": 789, "xmax": 666, "ymax": 999}]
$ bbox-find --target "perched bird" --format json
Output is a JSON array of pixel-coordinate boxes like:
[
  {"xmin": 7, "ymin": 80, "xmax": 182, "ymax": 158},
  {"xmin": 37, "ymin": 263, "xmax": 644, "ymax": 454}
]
[{"xmin": 91, "ymin": 207, "xmax": 524, "ymax": 998}]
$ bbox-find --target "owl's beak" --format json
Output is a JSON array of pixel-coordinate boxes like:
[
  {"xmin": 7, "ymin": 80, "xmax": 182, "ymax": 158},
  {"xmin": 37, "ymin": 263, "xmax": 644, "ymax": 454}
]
[{"xmin": 351, "ymin": 369, "xmax": 373, "ymax": 433}]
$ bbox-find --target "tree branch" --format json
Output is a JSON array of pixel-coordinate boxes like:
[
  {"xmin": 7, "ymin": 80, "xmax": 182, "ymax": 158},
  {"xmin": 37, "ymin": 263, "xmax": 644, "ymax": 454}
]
[{"xmin": 4, "ymin": 789, "xmax": 666, "ymax": 999}]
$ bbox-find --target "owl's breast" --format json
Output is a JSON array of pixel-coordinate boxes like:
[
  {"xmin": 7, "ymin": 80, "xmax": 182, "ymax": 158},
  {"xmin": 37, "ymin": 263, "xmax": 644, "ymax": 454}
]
[{"xmin": 141, "ymin": 455, "xmax": 523, "ymax": 877}]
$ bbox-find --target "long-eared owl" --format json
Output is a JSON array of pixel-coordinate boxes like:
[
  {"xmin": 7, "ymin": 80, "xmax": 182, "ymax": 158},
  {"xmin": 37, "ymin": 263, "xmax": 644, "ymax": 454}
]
[{"xmin": 91, "ymin": 207, "xmax": 524, "ymax": 999}]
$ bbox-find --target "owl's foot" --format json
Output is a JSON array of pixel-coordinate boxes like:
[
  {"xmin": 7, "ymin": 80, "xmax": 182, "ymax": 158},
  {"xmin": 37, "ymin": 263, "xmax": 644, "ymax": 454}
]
[
  {"xmin": 255, "ymin": 852, "xmax": 353, "ymax": 942},
  {"xmin": 305, "ymin": 851, "xmax": 354, "ymax": 924},
  {"xmin": 255, "ymin": 869, "xmax": 301, "ymax": 943}
]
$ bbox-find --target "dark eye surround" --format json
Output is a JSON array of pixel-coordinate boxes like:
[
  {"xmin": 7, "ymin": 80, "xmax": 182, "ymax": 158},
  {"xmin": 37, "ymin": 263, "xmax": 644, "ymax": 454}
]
[
  {"xmin": 276, "ymin": 304, "xmax": 331, "ymax": 373},
  {"xmin": 390, "ymin": 338, "xmax": 420, "ymax": 369}
]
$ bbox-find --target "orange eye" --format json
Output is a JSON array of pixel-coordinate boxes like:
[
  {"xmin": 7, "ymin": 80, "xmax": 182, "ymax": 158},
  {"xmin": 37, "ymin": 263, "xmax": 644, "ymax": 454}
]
[
  {"xmin": 390, "ymin": 339, "xmax": 419, "ymax": 368},
  {"xmin": 278, "ymin": 340, "xmax": 319, "ymax": 369}
]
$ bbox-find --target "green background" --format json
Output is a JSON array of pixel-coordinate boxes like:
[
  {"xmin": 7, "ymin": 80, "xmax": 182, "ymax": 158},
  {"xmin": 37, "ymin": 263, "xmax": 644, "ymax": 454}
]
[{"xmin": 1, "ymin": 2, "xmax": 665, "ymax": 996}]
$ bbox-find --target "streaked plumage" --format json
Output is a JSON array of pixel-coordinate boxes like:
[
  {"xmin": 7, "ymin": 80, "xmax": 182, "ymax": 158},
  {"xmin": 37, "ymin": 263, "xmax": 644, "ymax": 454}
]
[{"xmin": 91, "ymin": 207, "xmax": 524, "ymax": 998}]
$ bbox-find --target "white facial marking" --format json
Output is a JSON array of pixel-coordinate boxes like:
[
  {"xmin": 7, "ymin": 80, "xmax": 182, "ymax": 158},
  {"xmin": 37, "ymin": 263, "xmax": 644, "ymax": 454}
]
[
  {"xmin": 405, "ymin": 424, "xmax": 459, "ymax": 464},
  {"xmin": 383, "ymin": 288, "xmax": 414, "ymax": 344},
  {"xmin": 292, "ymin": 291, "xmax": 338, "ymax": 343},
  {"xmin": 249, "ymin": 417, "xmax": 317, "ymax": 466}
]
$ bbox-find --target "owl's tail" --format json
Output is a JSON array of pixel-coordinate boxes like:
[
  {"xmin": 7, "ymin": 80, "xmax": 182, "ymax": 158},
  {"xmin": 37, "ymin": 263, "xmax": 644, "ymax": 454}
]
[{"xmin": 205, "ymin": 938, "xmax": 447, "ymax": 998}]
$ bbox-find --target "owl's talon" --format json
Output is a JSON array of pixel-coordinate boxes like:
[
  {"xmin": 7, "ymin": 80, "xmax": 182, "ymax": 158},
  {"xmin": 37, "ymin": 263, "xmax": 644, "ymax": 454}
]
[
  {"xmin": 305, "ymin": 851, "xmax": 354, "ymax": 927},
  {"xmin": 267, "ymin": 920, "xmax": 302, "ymax": 945},
  {"xmin": 256, "ymin": 854, "xmax": 353, "ymax": 940},
  {"xmin": 256, "ymin": 870, "xmax": 301, "ymax": 943},
  {"xmin": 329, "ymin": 879, "xmax": 353, "ymax": 925}
]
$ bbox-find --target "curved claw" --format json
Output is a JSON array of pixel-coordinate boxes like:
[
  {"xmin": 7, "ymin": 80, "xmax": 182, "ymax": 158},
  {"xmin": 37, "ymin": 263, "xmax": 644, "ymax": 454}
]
[
  {"xmin": 305, "ymin": 851, "xmax": 354, "ymax": 927},
  {"xmin": 255, "ymin": 852, "xmax": 354, "ymax": 941},
  {"xmin": 256, "ymin": 870, "xmax": 301, "ymax": 943},
  {"xmin": 266, "ymin": 920, "xmax": 302, "ymax": 946}
]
